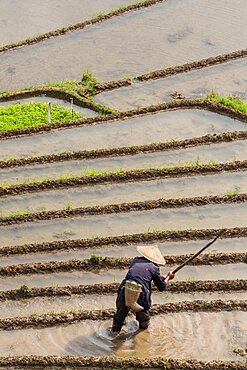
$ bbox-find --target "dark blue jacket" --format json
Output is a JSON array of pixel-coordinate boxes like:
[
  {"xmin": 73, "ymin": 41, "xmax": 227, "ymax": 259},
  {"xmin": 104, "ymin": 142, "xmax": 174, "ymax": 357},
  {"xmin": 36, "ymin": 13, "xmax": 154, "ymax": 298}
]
[{"xmin": 119, "ymin": 256, "xmax": 167, "ymax": 309}]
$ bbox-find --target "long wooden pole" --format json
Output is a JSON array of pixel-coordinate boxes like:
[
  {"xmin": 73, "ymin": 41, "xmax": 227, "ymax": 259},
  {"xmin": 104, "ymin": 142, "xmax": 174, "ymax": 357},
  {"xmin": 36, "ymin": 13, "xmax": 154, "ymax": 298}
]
[{"xmin": 172, "ymin": 230, "xmax": 225, "ymax": 274}]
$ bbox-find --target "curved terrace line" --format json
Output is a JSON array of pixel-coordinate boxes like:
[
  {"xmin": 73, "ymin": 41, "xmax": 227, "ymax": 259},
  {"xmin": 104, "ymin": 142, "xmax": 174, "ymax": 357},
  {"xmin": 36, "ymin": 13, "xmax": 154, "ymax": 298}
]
[
  {"xmin": 0, "ymin": 193, "xmax": 247, "ymax": 226},
  {"xmin": 0, "ymin": 100, "xmax": 246, "ymax": 140},
  {"xmin": 0, "ymin": 227, "xmax": 246, "ymax": 257},
  {"xmin": 1, "ymin": 280, "xmax": 246, "ymax": 302},
  {"xmin": 1, "ymin": 131, "xmax": 246, "ymax": 170},
  {"xmin": 0, "ymin": 253, "xmax": 245, "ymax": 277},
  {"xmin": 0, "ymin": 356, "xmax": 245, "ymax": 370},
  {"xmin": 0, "ymin": 299, "xmax": 246, "ymax": 330},
  {"xmin": 0, "ymin": 0, "xmax": 163, "ymax": 55},
  {"xmin": 95, "ymin": 49, "xmax": 247, "ymax": 94},
  {"xmin": 0, "ymin": 160, "xmax": 246, "ymax": 198}
]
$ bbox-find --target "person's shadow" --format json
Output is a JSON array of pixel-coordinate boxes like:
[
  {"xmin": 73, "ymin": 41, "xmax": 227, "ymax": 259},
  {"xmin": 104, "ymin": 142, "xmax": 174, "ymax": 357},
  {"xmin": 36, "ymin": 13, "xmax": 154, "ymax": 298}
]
[{"xmin": 64, "ymin": 319, "xmax": 151, "ymax": 357}]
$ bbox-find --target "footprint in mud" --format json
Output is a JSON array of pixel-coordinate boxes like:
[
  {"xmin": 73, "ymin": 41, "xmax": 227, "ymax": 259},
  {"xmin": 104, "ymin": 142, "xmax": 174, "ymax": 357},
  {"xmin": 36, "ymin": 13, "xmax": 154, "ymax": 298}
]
[{"xmin": 167, "ymin": 27, "xmax": 193, "ymax": 43}]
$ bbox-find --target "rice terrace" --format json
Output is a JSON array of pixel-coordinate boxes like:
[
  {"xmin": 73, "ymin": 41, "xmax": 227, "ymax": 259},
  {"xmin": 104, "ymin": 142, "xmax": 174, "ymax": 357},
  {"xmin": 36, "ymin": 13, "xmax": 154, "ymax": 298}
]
[{"xmin": 0, "ymin": 0, "xmax": 246, "ymax": 369}]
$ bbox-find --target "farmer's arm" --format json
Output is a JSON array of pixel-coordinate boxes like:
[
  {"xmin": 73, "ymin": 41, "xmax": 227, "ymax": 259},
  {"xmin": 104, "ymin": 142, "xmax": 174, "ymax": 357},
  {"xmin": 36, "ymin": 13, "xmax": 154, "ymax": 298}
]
[{"xmin": 152, "ymin": 265, "xmax": 167, "ymax": 291}]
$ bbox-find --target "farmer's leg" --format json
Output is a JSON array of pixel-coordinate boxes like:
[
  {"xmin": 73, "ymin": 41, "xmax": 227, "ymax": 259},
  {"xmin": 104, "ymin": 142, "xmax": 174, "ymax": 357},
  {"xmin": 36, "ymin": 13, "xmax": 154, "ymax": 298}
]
[
  {"xmin": 136, "ymin": 309, "xmax": 150, "ymax": 330},
  {"xmin": 112, "ymin": 287, "xmax": 130, "ymax": 332}
]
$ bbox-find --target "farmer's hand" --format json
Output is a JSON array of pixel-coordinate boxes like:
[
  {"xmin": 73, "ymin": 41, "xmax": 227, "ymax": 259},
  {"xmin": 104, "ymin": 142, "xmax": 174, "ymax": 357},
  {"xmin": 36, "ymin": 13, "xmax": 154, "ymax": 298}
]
[{"xmin": 164, "ymin": 271, "xmax": 175, "ymax": 282}]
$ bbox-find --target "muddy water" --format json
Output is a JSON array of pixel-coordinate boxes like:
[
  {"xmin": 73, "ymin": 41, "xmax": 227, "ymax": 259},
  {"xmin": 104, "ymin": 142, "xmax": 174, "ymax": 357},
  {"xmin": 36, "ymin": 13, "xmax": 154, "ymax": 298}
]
[
  {"xmin": 1, "ymin": 0, "xmax": 247, "ymax": 89},
  {"xmin": 0, "ymin": 96, "xmax": 98, "ymax": 117},
  {"xmin": 1, "ymin": 171, "xmax": 247, "ymax": 216},
  {"xmin": 1, "ymin": 203, "xmax": 247, "ymax": 247},
  {"xmin": 1, "ymin": 237, "xmax": 246, "ymax": 267},
  {"xmin": 96, "ymin": 58, "xmax": 247, "ymax": 111},
  {"xmin": 0, "ymin": 0, "xmax": 128, "ymax": 46},
  {"xmin": 1, "ymin": 110, "xmax": 247, "ymax": 161},
  {"xmin": 1, "ymin": 292, "xmax": 247, "ymax": 319},
  {"xmin": 1, "ymin": 140, "xmax": 247, "ymax": 186},
  {"xmin": 0, "ymin": 263, "xmax": 246, "ymax": 292},
  {"xmin": 0, "ymin": 311, "xmax": 246, "ymax": 360}
]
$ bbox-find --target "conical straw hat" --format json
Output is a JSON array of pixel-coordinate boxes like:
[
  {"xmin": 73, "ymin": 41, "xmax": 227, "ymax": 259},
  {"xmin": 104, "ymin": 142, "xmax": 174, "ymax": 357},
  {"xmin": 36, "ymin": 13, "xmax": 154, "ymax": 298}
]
[{"xmin": 137, "ymin": 245, "xmax": 166, "ymax": 265}]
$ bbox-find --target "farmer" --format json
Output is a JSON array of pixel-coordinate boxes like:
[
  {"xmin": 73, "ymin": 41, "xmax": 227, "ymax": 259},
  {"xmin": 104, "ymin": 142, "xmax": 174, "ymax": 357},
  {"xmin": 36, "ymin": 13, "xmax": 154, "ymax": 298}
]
[{"xmin": 112, "ymin": 245, "xmax": 175, "ymax": 333}]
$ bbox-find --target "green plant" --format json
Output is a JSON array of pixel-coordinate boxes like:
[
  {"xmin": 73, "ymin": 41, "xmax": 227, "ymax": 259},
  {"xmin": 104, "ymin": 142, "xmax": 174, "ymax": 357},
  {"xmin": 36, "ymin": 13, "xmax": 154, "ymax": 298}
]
[
  {"xmin": 0, "ymin": 102, "xmax": 81, "ymax": 131},
  {"xmin": 206, "ymin": 91, "xmax": 247, "ymax": 113},
  {"xmin": 65, "ymin": 200, "xmax": 71, "ymax": 210},
  {"xmin": 19, "ymin": 285, "xmax": 31, "ymax": 294},
  {"xmin": 187, "ymin": 277, "xmax": 195, "ymax": 282},
  {"xmin": 81, "ymin": 69, "xmax": 98, "ymax": 94},
  {"xmin": 225, "ymin": 189, "xmax": 240, "ymax": 196},
  {"xmin": 89, "ymin": 255, "xmax": 100, "ymax": 265}
]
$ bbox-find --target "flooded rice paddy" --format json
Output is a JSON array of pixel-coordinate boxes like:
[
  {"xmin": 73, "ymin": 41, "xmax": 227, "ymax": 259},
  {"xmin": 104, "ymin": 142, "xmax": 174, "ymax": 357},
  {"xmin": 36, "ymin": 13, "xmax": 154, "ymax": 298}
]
[
  {"xmin": 1, "ymin": 140, "xmax": 247, "ymax": 185},
  {"xmin": 1, "ymin": 0, "xmax": 247, "ymax": 89},
  {"xmin": 1, "ymin": 170, "xmax": 246, "ymax": 215},
  {"xmin": 96, "ymin": 58, "xmax": 247, "ymax": 110},
  {"xmin": 0, "ymin": 109, "xmax": 246, "ymax": 160},
  {"xmin": 1, "ymin": 203, "xmax": 247, "ymax": 247},
  {"xmin": 0, "ymin": 0, "xmax": 246, "ymax": 366}
]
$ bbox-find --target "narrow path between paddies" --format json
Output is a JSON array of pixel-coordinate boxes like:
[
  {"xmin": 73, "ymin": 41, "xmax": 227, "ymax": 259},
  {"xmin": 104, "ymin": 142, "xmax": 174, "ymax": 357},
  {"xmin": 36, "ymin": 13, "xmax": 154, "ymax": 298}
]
[
  {"xmin": 1, "ymin": 109, "xmax": 246, "ymax": 160},
  {"xmin": 0, "ymin": 0, "xmax": 129, "ymax": 46},
  {"xmin": 0, "ymin": 96, "xmax": 97, "ymax": 117},
  {"xmin": 1, "ymin": 290, "xmax": 246, "ymax": 319},
  {"xmin": 1, "ymin": 140, "xmax": 247, "ymax": 186},
  {"xmin": 1, "ymin": 202, "xmax": 247, "ymax": 247},
  {"xmin": 0, "ymin": 263, "xmax": 246, "ymax": 291},
  {"xmin": 95, "ymin": 58, "xmax": 247, "ymax": 110},
  {"xmin": 1, "ymin": 0, "xmax": 247, "ymax": 89},
  {"xmin": 1, "ymin": 170, "xmax": 247, "ymax": 216},
  {"xmin": 1, "ymin": 237, "xmax": 246, "ymax": 267},
  {"xmin": 0, "ymin": 311, "xmax": 246, "ymax": 360}
]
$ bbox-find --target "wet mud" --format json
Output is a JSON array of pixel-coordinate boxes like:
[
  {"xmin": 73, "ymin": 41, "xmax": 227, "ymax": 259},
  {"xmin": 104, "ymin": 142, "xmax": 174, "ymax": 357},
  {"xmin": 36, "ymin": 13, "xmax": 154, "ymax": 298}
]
[
  {"xmin": 0, "ymin": 100, "xmax": 246, "ymax": 140},
  {"xmin": 0, "ymin": 356, "xmax": 246, "ymax": 369},
  {"xmin": 0, "ymin": 0, "xmax": 132, "ymax": 47},
  {"xmin": 1, "ymin": 160, "xmax": 246, "ymax": 198},
  {"xmin": 0, "ymin": 0, "xmax": 247, "ymax": 89},
  {"xmin": 95, "ymin": 49, "xmax": 247, "ymax": 94},
  {"xmin": 1, "ymin": 263, "xmax": 246, "ymax": 292},
  {"xmin": 0, "ymin": 226, "xmax": 246, "ymax": 257},
  {"xmin": 0, "ymin": 299, "xmax": 246, "ymax": 330},
  {"xmin": 1, "ymin": 291, "xmax": 246, "ymax": 319},
  {"xmin": 96, "ymin": 58, "xmax": 247, "ymax": 110},
  {"xmin": 2, "ymin": 139, "xmax": 247, "ymax": 186},
  {"xmin": 0, "ymin": 0, "xmax": 162, "ymax": 53},
  {"xmin": 0, "ymin": 202, "xmax": 246, "ymax": 247},
  {"xmin": 1, "ymin": 170, "xmax": 247, "ymax": 218},
  {"xmin": 1, "ymin": 131, "xmax": 246, "ymax": 169},
  {"xmin": 0, "ymin": 193, "xmax": 246, "ymax": 226},
  {"xmin": 1, "ymin": 237, "xmax": 246, "ymax": 267},
  {"xmin": 0, "ymin": 252, "xmax": 245, "ymax": 277}
]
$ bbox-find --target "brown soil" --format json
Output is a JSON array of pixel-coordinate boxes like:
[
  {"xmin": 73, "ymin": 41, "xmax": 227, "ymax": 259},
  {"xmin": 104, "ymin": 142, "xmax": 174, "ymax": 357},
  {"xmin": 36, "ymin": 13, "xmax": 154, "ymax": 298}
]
[
  {"xmin": 0, "ymin": 299, "xmax": 245, "ymax": 330},
  {"xmin": 1, "ymin": 131, "xmax": 246, "ymax": 169},
  {"xmin": 0, "ymin": 355, "xmax": 246, "ymax": 369},
  {"xmin": 0, "ymin": 252, "xmax": 245, "ymax": 277},
  {"xmin": 0, "ymin": 0, "xmax": 163, "ymax": 55},
  {"xmin": 0, "ymin": 280, "xmax": 246, "ymax": 302},
  {"xmin": 0, "ymin": 193, "xmax": 246, "ymax": 226},
  {"xmin": 0, "ymin": 227, "xmax": 246, "ymax": 257},
  {"xmin": 0, "ymin": 100, "xmax": 246, "ymax": 140},
  {"xmin": 0, "ymin": 160, "xmax": 246, "ymax": 198},
  {"xmin": 95, "ymin": 49, "xmax": 247, "ymax": 94}
]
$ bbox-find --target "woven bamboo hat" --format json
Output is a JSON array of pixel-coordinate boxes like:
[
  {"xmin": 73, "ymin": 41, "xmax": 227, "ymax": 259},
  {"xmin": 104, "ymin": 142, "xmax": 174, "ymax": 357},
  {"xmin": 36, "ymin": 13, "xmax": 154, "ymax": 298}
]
[{"xmin": 137, "ymin": 245, "xmax": 166, "ymax": 265}]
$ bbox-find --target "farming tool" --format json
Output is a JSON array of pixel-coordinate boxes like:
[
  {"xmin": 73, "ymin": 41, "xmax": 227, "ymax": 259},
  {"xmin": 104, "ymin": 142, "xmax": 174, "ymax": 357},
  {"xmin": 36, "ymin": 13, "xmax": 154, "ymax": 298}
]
[{"xmin": 166, "ymin": 230, "xmax": 225, "ymax": 279}]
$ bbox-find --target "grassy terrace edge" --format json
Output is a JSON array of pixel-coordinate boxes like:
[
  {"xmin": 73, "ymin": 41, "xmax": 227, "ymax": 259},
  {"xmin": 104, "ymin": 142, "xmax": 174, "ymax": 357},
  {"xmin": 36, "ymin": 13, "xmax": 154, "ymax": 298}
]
[
  {"xmin": 0, "ymin": 160, "xmax": 246, "ymax": 197},
  {"xmin": 0, "ymin": 356, "xmax": 246, "ymax": 370},
  {"xmin": 1, "ymin": 280, "xmax": 246, "ymax": 302},
  {"xmin": 0, "ymin": 227, "xmax": 246, "ymax": 256},
  {"xmin": 0, "ymin": 193, "xmax": 247, "ymax": 225},
  {"xmin": 0, "ymin": 0, "xmax": 163, "ymax": 54},
  {"xmin": 0, "ymin": 300, "xmax": 246, "ymax": 330},
  {"xmin": 0, "ymin": 99, "xmax": 246, "ymax": 139},
  {"xmin": 1, "ymin": 130, "xmax": 246, "ymax": 169},
  {"xmin": 0, "ymin": 252, "xmax": 245, "ymax": 277}
]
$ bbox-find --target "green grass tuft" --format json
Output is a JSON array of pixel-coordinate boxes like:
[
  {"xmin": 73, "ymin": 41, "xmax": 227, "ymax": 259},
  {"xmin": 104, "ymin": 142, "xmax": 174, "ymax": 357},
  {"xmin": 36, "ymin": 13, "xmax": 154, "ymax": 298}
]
[{"xmin": 207, "ymin": 92, "xmax": 247, "ymax": 113}]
